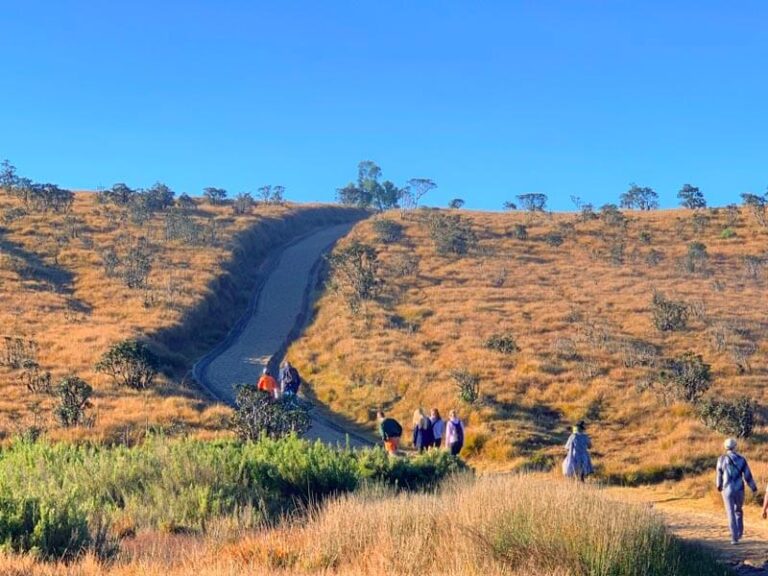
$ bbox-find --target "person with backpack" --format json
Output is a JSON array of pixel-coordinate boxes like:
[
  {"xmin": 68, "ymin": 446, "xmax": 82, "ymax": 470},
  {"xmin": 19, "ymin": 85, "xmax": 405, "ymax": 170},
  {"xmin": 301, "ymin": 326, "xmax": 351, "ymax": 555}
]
[
  {"xmin": 257, "ymin": 367, "xmax": 278, "ymax": 398},
  {"xmin": 279, "ymin": 360, "xmax": 302, "ymax": 398},
  {"xmin": 562, "ymin": 421, "xmax": 594, "ymax": 482},
  {"xmin": 411, "ymin": 408, "xmax": 434, "ymax": 453},
  {"xmin": 717, "ymin": 438, "xmax": 757, "ymax": 545},
  {"xmin": 377, "ymin": 410, "xmax": 403, "ymax": 455},
  {"xmin": 444, "ymin": 410, "xmax": 464, "ymax": 456},
  {"xmin": 430, "ymin": 408, "xmax": 444, "ymax": 449}
]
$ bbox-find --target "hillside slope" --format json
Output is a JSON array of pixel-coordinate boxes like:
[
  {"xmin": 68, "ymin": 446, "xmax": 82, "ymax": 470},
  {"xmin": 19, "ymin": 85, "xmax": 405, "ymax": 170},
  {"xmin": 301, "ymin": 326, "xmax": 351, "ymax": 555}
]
[
  {"xmin": 0, "ymin": 190, "xmax": 365, "ymax": 442},
  {"xmin": 288, "ymin": 206, "xmax": 768, "ymax": 479}
]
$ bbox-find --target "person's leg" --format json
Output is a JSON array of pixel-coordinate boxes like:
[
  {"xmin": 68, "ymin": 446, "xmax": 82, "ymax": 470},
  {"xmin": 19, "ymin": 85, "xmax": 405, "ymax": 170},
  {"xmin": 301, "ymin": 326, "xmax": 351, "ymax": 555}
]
[
  {"xmin": 734, "ymin": 489, "xmax": 745, "ymax": 541},
  {"xmin": 723, "ymin": 488, "xmax": 739, "ymax": 543}
]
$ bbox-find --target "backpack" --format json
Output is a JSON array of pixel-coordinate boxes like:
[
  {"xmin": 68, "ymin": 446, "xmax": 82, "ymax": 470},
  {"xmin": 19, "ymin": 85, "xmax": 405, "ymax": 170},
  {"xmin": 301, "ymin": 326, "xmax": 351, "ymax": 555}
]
[
  {"xmin": 452, "ymin": 420, "xmax": 464, "ymax": 446},
  {"xmin": 285, "ymin": 367, "xmax": 301, "ymax": 394},
  {"xmin": 725, "ymin": 454, "xmax": 745, "ymax": 483}
]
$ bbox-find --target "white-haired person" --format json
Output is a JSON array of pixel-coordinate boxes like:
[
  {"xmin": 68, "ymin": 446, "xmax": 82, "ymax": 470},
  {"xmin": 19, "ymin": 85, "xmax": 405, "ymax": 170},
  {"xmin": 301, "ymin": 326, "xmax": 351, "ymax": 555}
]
[{"xmin": 716, "ymin": 437, "xmax": 757, "ymax": 545}]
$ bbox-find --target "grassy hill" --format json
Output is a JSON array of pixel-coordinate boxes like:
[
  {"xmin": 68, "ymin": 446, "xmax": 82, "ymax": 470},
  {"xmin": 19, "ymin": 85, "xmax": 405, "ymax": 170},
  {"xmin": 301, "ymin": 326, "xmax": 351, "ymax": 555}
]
[
  {"xmin": 289, "ymin": 205, "xmax": 768, "ymax": 482},
  {"xmin": 0, "ymin": 189, "xmax": 364, "ymax": 442}
]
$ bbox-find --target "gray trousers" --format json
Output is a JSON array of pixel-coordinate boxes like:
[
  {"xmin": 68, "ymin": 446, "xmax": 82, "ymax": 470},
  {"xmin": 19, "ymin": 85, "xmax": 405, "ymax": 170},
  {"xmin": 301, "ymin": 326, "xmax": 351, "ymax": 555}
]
[{"xmin": 722, "ymin": 486, "xmax": 745, "ymax": 541}]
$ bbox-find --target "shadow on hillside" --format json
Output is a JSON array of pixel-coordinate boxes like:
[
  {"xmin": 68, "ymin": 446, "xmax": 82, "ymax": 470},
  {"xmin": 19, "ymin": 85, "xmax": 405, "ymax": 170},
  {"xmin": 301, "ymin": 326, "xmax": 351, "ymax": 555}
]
[
  {"xmin": 484, "ymin": 395, "xmax": 569, "ymax": 453},
  {"xmin": 0, "ymin": 235, "xmax": 74, "ymax": 291}
]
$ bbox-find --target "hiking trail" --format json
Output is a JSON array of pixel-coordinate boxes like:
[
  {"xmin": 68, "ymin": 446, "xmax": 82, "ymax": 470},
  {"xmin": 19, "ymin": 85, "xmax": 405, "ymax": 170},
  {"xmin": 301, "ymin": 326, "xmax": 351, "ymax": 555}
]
[
  {"xmin": 609, "ymin": 485, "xmax": 768, "ymax": 574},
  {"xmin": 194, "ymin": 222, "xmax": 373, "ymax": 447}
]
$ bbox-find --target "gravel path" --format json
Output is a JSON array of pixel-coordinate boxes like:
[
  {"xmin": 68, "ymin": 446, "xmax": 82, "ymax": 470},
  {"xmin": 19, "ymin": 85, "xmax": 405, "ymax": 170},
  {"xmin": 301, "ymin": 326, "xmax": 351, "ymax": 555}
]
[{"xmin": 196, "ymin": 223, "xmax": 373, "ymax": 447}]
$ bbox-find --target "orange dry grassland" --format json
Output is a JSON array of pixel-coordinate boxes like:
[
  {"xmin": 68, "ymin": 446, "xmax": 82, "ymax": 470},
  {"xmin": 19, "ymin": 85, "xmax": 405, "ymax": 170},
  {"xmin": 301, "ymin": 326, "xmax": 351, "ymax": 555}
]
[
  {"xmin": 0, "ymin": 189, "xmax": 362, "ymax": 442},
  {"xmin": 290, "ymin": 205, "xmax": 768, "ymax": 480}
]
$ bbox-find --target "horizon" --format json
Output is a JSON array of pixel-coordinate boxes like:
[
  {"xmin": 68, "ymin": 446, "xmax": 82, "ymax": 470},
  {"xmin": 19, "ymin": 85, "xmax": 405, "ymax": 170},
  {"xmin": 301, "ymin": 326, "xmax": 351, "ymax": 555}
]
[{"xmin": 3, "ymin": 1, "xmax": 768, "ymax": 210}]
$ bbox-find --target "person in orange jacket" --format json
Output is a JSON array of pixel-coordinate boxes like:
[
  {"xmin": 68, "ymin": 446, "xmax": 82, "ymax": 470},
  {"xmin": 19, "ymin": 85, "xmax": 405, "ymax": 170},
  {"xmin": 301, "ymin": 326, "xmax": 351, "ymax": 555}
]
[{"xmin": 257, "ymin": 367, "xmax": 278, "ymax": 398}]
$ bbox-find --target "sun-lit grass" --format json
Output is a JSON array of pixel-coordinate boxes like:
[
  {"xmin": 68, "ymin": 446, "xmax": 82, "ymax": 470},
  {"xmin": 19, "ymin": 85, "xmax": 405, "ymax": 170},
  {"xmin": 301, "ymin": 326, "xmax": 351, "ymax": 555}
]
[
  {"xmin": 0, "ymin": 191, "xmax": 362, "ymax": 441},
  {"xmin": 289, "ymin": 207, "xmax": 768, "ymax": 478},
  {"xmin": 0, "ymin": 474, "xmax": 731, "ymax": 575}
]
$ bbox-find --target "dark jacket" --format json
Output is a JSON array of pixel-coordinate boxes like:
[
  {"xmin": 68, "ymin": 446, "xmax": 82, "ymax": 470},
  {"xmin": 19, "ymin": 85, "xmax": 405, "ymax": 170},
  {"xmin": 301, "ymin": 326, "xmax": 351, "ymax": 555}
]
[
  {"xmin": 412, "ymin": 418, "xmax": 434, "ymax": 450},
  {"xmin": 379, "ymin": 418, "xmax": 403, "ymax": 440},
  {"xmin": 280, "ymin": 365, "xmax": 301, "ymax": 394}
]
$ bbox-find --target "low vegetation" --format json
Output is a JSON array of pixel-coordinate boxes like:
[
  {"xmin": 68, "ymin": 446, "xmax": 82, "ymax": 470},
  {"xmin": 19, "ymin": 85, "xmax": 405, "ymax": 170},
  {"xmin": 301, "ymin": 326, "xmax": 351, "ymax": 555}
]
[{"xmin": 1, "ymin": 473, "xmax": 730, "ymax": 575}]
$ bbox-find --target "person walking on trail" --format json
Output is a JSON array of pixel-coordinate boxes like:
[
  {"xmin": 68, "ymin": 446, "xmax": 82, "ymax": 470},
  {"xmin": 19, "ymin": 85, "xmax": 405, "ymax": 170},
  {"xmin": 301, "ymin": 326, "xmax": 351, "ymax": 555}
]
[
  {"xmin": 430, "ymin": 408, "xmax": 444, "ymax": 449},
  {"xmin": 717, "ymin": 438, "xmax": 757, "ymax": 545},
  {"xmin": 412, "ymin": 409, "xmax": 434, "ymax": 453},
  {"xmin": 280, "ymin": 361, "xmax": 302, "ymax": 397},
  {"xmin": 377, "ymin": 410, "xmax": 403, "ymax": 455},
  {"xmin": 257, "ymin": 367, "xmax": 278, "ymax": 398},
  {"xmin": 444, "ymin": 410, "xmax": 465, "ymax": 456},
  {"xmin": 562, "ymin": 421, "xmax": 594, "ymax": 482}
]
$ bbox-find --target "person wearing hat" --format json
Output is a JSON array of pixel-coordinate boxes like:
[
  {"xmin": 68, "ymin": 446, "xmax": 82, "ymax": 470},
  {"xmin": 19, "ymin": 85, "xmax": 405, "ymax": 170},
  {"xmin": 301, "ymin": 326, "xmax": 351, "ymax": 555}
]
[
  {"xmin": 717, "ymin": 437, "xmax": 757, "ymax": 545},
  {"xmin": 257, "ymin": 367, "xmax": 278, "ymax": 398},
  {"xmin": 562, "ymin": 421, "xmax": 593, "ymax": 482}
]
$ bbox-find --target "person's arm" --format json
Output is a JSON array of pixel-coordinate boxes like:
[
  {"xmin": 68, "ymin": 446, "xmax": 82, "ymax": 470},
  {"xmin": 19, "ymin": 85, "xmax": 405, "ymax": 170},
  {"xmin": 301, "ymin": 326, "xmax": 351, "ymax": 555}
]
[
  {"xmin": 743, "ymin": 459, "xmax": 758, "ymax": 492},
  {"xmin": 715, "ymin": 457, "xmax": 723, "ymax": 492}
]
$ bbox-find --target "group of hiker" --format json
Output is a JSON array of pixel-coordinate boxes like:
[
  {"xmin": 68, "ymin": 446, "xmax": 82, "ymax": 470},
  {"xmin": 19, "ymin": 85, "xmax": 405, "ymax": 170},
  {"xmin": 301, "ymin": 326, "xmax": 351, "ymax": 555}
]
[
  {"xmin": 256, "ymin": 360, "xmax": 302, "ymax": 399},
  {"xmin": 255, "ymin": 364, "xmax": 763, "ymax": 548},
  {"xmin": 376, "ymin": 408, "xmax": 465, "ymax": 456}
]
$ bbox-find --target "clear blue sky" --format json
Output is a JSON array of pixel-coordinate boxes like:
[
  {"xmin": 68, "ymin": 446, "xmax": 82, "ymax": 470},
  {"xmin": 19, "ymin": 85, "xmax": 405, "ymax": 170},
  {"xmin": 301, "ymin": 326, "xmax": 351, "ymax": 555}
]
[{"xmin": 2, "ymin": 1, "xmax": 767, "ymax": 210}]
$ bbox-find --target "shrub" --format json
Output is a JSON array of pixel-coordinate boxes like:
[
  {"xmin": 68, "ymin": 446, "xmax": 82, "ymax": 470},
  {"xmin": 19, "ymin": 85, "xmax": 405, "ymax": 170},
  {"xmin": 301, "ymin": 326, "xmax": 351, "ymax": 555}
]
[
  {"xmin": 121, "ymin": 241, "xmax": 153, "ymax": 289},
  {"xmin": 720, "ymin": 227, "xmax": 736, "ymax": 239},
  {"xmin": 744, "ymin": 255, "xmax": 764, "ymax": 280},
  {"xmin": 483, "ymin": 332, "xmax": 519, "ymax": 355},
  {"xmin": 54, "ymin": 375, "xmax": 93, "ymax": 427},
  {"xmin": 516, "ymin": 193, "xmax": 547, "ymax": 212},
  {"xmin": 544, "ymin": 231, "xmax": 564, "ymax": 247},
  {"xmin": 697, "ymin": 396, "xmax": 755, "ymax": 438},
  {"xmin": 232, "ymin": 387, "xmax": 311, "ymax": 440},
  {"xmin": 451, "ymin": 369, "xmax": 480, "ymax": 404},
  {"xmin": 232, "ymin": 192, "xmax": 255, "ymax": 215},
  {"xmin": 372, "ymin": 218, "xmax": 403, "ymax": 244},
  {"xmin": 656, "ymin": 352, "xmax": 711, "ymax": 404},
  {"xmin": 18, "ymin": 359, "xmax": 51, "ymax": 394},
  {"xmin": 0, "ymin": 496, "xmax": 90, "ymax": 560},
  {"xmin": 511, "ymin": 223, "xmax": 528, "ymax": 240},
  {"xmin": 448, "ymin": 198, "xmax": 465, "ymax": 209},
  {"xmin": 95, "ymin": 340, "xmax": 159, "ymax": 390},
  {"xmin": 203, "ymin": 187, "xmax": 227, "ymax": 205},
  {"xmin": 327, "ymin": 241, "xmax": 381, "ymax": 312},
  {"xmin": 651, "ymin": 292, "xmax": 688, "ymax": 332},
  {"xmin": 682, "ymin": 241, "xmax": 708, "ymax": 274},
  {"xmin": 426, "ymin": 212, "xmax": 477, "ymax": 256}
]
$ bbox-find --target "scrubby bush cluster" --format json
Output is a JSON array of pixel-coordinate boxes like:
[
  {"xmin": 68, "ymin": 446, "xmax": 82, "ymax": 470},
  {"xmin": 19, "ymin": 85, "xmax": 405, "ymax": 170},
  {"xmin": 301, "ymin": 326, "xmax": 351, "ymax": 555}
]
[
  {"xmin": 483, "ymin": 332, "xmax": 519, "ymax": 354},
  {"xmin": 372, "ymin": 218, "xmax": 403, "ymax": 244},
  {"xmin": 696, "ymin": 396, "xmax": 755, "ymax": 438},
  {"xmin": 651, "ymin": 292, "xmax": 689, "ymax": 332},
  {"xmin": 451, "ymin": 369, "xmax": 481, "ymax": 404},
  {"xmin": 0, "ymin": 436, "xmax": 467, "ymax": 560},
  {"xmin": 327, "ymin": 241, "xmax": 381, "ymax": 312},
  {"xmin": 95, "ymin": 339, "xmax": 159, "ymax": 390},
  {"xmin": 232, "ymin": 386, "xmax": 311, "ymax": 440},
  {"xmin": 425, "ymin": 212, "xmax": 477, "ymax": 256}
]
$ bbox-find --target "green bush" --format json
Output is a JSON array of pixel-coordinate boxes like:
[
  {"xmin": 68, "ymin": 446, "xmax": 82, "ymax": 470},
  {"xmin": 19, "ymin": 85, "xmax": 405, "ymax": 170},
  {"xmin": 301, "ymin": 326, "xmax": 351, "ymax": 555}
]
[
  {"xmin": 0, "ymin": 436, "xmax": 467, "ymax": 542},
  {"xmin": 372, "ymin": 218, "xmax": 403, "ymax": 244},
  {"xmin": 54, "ymin": 375, "xmax": 92, "ymax": 428},
  {"xmin": 720, "ymin": 227, "xmax": 736, "ymax": 239},
  {"xmin": 511, "ymin": 224, "xmax": 528, "ymax": 240},
  {"xmin": 483, "ymin": 332, "xmax": 519, "ymax": 354},
  {"xmin": 0, "ymin": 496, "xmax": 89, "ymax": 560},
  {"xmin": 231, "ymin": 387, "xmax": 311, "ymax": 440},
  {"xmin": 95, "ymin": 340, "xmax": 159, "ymax": 390},
  {"xmin": 426, "ymin": 212, "xmax": 477, "ymax": 256},
  {"xmin": 451, "ymin": 369, "xmax": 481, "ymax": 404},
  {"xmin": 697, "ymin": 396, "xmax": 755, "ymax": 438},
  {"xmin": 656, "ymin": 352, "xmax": 711, "ymax": 405},
  {"xmin": 651, "ymin": 292, "xmax": 689, "ymax": 332}
]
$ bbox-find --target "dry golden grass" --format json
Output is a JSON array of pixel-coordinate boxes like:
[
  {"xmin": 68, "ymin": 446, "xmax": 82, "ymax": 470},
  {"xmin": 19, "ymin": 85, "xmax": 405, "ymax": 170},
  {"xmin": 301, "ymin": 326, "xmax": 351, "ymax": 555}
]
[
  {"xmin": 0, "ymin": 191, "xmax": 361, "ymax": 442},
  {"xmin": 0, "ymin": 475, "xmax": 726, "ymax": 576},
  {"xmin": 289, "ymin": 207, "xmax": 768, "ymax": 477}
]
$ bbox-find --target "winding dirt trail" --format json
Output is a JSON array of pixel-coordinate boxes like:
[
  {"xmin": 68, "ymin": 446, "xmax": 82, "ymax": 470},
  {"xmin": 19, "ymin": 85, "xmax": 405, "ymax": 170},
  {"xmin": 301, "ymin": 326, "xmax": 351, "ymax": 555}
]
[
  {"xmin": 195, "ymin": 223, "xmax": 373, "ymax": 447},
  {"xmin": 609, "ymin": 486, "xmax": 768, "ymax": 574}
]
